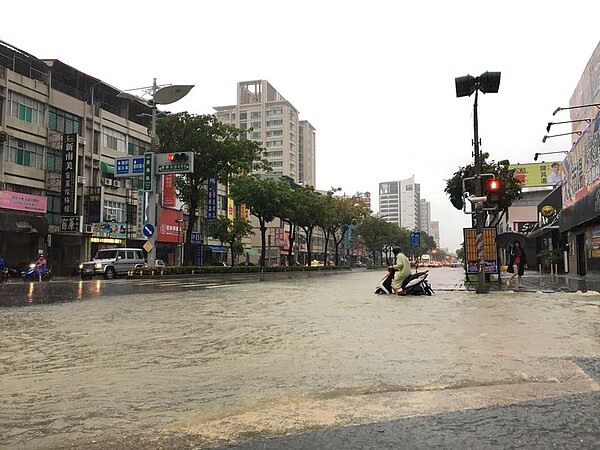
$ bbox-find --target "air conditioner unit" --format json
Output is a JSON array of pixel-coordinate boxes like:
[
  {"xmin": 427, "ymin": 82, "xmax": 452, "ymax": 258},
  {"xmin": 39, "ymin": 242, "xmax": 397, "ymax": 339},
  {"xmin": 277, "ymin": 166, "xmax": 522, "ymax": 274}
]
[
  {"xmin": 78, "ymin": 136, "xmax": 87, "ymax": 146},
  {"xmin": 113, "ymin": 180, "xmax": 121, "ymax": 188},
  {"xmin": 77, "ymin": 176, "xmax": 85, "ymax": 185},
  {"xmin": 85, "ymin": 224, "xmax": 93, "ymax": 234},
  {"xmin": 103, "ymin": 178, "xmax": 113, "ymax": 186}
]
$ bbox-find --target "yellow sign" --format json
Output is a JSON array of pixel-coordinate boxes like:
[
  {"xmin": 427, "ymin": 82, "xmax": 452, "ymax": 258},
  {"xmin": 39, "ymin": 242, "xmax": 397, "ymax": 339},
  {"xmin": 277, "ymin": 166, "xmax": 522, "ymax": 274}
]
[
  {"xmin": 143, "ymin": 240, "xmax": 153, "ymax": 252},
  {"xmin": 510, "ymin": 162, "xmax": 562, "ymax": 187}
]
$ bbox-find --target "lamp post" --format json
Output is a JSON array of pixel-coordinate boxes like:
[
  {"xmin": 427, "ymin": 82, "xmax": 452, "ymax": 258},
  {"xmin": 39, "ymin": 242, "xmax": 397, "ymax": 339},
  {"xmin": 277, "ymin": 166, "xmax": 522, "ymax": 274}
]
[
  {"xmin": 455, "ymin": 71, "xmax": 501, "ymax": 294},
  {"xmin": 118, "ymin": 79, "xmax": 193, "ymax": 266}
]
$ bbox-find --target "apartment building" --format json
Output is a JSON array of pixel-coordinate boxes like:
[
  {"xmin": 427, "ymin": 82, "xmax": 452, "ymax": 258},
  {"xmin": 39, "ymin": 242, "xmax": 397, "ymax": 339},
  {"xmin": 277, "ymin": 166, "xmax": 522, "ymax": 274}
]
[
  {"xmin": 419, "ymin": 198, "xmax": 431, "ymax": 236},
  {"xmin": 213, "ymin": 80, "xmax": 322, "ymax": 264},
  {"xmin": 378, "ymin": 176, "xmax": 421, "ymax": 230}
]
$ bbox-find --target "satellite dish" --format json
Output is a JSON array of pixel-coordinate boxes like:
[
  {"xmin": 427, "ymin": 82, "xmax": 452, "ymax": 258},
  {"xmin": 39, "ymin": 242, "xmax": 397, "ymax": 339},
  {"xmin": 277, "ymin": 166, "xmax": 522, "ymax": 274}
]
[{"xmin": 154, "ymin": 85, "xmax": 194, "ymax": 105}]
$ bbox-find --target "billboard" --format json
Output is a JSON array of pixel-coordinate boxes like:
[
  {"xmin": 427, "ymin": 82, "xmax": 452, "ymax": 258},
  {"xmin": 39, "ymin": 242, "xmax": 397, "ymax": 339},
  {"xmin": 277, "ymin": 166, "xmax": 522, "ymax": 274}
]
[{"xmin": 509, "ymin": 162, "xmax": 563, "ymax": 188}]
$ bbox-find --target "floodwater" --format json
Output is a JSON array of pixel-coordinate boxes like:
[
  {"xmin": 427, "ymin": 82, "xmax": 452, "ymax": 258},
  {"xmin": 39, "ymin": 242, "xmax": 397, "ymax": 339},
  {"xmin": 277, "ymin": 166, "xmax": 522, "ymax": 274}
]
[{"xmin": 1, "ymin": 269, "xmax": 599, "ymax": 449}]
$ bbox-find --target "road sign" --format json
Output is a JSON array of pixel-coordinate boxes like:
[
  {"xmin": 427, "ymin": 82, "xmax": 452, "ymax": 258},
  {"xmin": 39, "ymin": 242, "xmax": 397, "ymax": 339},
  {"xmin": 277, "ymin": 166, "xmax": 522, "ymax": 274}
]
[
  {"xmin": 142, "ymin": 223, "xmax": 155, "ymax": 238},
  {"xmin": 143, "ymin": 153, "xmax": 153, "ymax": 191},
  {"xmin": 143, "ymin": 240, "xmax": 153, "ymax": 253},
  {"xmin": 116, "ymin": 158, "xmax": 130, "ymax": 176},
  {"xmin": 132, "ymin": 157, "xmax": 145, "ymax": 175},
  {"xmin": 410, "ymin": 231, "xmax": 421, "ymax": 247}
]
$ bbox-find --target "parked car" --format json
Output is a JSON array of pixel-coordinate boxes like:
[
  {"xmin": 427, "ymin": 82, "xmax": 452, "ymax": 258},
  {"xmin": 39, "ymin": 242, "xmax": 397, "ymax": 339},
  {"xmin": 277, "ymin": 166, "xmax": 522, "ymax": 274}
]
[
  {"xmin": 80, "ymin": 248, "xmax": 147, "ymax": 280},
  {"xmin": 154, "ymin": 259, "xmax": 166, "ymax": 267},
  {"xmin": 211, "ymin": 261, "xmax": 230, "ymax": 267}
]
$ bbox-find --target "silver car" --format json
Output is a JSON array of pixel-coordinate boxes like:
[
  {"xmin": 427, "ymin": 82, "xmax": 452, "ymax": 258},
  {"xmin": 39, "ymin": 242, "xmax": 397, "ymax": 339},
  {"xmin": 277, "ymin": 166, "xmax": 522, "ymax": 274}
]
[{"xmin": 81, "ymin": 248, "xmax": 146, "ymax": 280}]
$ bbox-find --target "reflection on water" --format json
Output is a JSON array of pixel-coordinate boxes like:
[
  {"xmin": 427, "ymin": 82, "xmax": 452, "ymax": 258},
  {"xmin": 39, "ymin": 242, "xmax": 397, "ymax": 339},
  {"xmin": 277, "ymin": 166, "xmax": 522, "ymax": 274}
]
[{"xmin": 0, "ymin": 271, "xmax": 599, "ymax": 448}]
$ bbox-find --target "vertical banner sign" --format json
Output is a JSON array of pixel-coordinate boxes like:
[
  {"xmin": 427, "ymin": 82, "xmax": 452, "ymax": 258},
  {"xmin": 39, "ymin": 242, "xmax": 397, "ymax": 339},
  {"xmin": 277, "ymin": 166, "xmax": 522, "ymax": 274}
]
[
  {"xmin": 143, "ymin": 152, "xmax": 153, "ymax": 191},
  {"xmin": 162, "ymin": 173, "xmax": 177, "ymax": 208},
  {"xmin": 207, "ymin": 178, "xmax": 217, "ymax": 219},
  {"xmin": 60, "ymin": 133, "xmax": 79, "ymax": 215},
  {"xmin": 87, "ymin": 186, "xmax": 102, "ymax": 223},
  {"xmin": 227, "ymin": 197, "xmax": 235, "ymax": 220},
  {"xmin": 463, "ymin": 227, "xmax": 498, "ymax": 274}
]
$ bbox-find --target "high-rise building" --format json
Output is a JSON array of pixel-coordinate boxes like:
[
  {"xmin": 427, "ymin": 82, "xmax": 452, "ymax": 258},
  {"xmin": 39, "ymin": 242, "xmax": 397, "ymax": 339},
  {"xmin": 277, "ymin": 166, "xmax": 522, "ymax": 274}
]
[
  {"xmin": 214, "ymin": 80, "xmax": 315, "ymax": 186},
  {"xmin": 430, "ymin": 221, "xmax": 440, "ymax": 249},
  {"xmin": 355, "ymin": 192, "xmax": 372, "ymax": 212},
  {"xmin": 419, "ymin": 199, "xmax": 431, "ymax": 235},
  {"xmin": 378, "ymin": 176, "xmax": 421, "ymax": 230}
]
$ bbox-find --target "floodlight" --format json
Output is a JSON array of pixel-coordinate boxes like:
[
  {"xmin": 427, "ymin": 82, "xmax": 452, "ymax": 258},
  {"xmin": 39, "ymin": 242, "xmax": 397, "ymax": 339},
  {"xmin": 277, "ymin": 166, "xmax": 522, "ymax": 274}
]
[
  {"xmin": 478, "ymin": 71, "xmax": 501, "ymax": 94},
  {"xmin": 455, "ymin": 75, "xmax": 476, "ymax": 97}
]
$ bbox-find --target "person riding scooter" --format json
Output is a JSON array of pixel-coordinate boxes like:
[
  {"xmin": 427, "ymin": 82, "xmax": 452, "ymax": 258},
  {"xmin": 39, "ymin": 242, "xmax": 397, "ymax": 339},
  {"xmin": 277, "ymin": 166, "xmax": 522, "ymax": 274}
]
[
  {"xmin": 35, "ymin": 255, "xmax": 47, "ymax": 281},
  {"xmin": 390, "ymin": 246, "xmax": 411, "ymax": 295}
]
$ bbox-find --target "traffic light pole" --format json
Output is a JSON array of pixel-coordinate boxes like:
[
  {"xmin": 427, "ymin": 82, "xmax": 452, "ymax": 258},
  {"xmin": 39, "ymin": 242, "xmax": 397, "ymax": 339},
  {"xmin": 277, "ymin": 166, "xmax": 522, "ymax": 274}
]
[
  {"xmin": 472, "ymin": 88, "xmax": 488, "ymax": 294},
  {"xmin": 147, "ymin": 78, "xmax": 159, "ymax": 267}
]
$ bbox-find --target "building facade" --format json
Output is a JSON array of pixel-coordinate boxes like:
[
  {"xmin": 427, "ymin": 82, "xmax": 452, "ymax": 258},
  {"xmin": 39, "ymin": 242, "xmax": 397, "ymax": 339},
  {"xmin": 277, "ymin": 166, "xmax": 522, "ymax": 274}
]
[{"xmin": 378, "ymin": 176, "xmax": 421, "ymax": 230}]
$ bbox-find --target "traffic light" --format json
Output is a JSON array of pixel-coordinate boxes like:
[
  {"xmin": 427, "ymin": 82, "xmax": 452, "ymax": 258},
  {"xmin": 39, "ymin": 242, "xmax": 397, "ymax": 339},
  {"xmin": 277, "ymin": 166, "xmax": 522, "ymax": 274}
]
[
  {"xmin": 166, "ymin": 153, "xmax": 189, "ymax": 163},
  {"xmin": 485, "ymin": 177, "xmax": 504, "ymax": 202}
]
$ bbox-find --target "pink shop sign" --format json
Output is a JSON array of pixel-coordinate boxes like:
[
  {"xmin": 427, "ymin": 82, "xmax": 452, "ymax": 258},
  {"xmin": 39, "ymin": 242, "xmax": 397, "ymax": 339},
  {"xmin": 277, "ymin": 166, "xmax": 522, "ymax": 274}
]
[{"xmin": 0, "ymin": 190, "xmax": 47, "ymax": 213}]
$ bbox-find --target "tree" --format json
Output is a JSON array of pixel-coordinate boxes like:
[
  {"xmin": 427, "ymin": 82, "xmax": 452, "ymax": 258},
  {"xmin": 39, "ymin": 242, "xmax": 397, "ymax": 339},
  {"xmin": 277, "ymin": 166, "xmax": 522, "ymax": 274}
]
[
  {"xmin": 295, "ymin": 186, "xmax": 324, "ymax": 265},
  {"xmin": 155, "ymin": 113, "xmax": 269, "ymax": 264},
  {"xmin": 208, "ymin": 216, "xmax": 254, "ymax": 266},
  {"xmin": 228, "ymin": 174, "xmax": 288, "ymax": 267},
  {"xmin": 329, "ymin": 195, "xmax": 371, "ymax": 265},
  {"xmin": 444, "ymin": 152, "xmax": 522, "ymax": 225}
]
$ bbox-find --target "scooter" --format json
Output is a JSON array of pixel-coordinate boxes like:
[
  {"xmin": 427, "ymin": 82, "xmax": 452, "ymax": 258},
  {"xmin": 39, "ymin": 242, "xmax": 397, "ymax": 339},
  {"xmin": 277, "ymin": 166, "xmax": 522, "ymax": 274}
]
[
  {"xmin": 0, "ymin": 267, "xmax": 9, "ymax": 284},
  {"xmin": 375, "ymin": 267, "xmax": 434, "ymax": 296},
  {"xmin": 21, "ymin": 263, "xmax": 52, "ymax": 282}
]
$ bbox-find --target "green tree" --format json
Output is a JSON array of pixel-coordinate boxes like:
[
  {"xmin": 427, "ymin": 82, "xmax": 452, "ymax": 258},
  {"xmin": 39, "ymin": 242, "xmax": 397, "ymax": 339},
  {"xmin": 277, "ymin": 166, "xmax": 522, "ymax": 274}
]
[
  {"xmin": 229, "ymin": 174, "xmax": 287, "ymax": 267},
  {"xmin": 295, "ymin": 186, "xmax": 324, "ymax": 265},
  {"xmin": 155, "ymin": 113, "xmax": 269, "ymax": 264},
  {"xmin": 329, "ymin": 195, "xmax": 371, "ymax": 265},
  {"xmin": 208, "ymin": 216, "xmax": 254, "ymax": 266}
]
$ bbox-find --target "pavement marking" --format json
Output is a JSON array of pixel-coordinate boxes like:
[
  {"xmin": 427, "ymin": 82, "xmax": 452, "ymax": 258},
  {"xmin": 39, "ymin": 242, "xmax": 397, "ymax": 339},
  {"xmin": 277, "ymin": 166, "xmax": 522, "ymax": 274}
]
[{"xmin": 167, "ymin": 359, "xmax": 599, "ymax": 448}]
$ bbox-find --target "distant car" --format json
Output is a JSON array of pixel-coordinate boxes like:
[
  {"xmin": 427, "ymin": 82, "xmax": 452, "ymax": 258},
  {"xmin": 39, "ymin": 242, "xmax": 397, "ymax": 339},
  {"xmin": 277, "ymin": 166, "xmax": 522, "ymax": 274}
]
[
  {"xmin": 155, "ymin": 260, "xmax": 166, "ymax": 267},
  {"xmin": 211, "ymin": 261, "xmax": 230, "ymax": 267},
  {"xmin": 310, "ymin": 260, "xmax": 324, "ymax": 267}
]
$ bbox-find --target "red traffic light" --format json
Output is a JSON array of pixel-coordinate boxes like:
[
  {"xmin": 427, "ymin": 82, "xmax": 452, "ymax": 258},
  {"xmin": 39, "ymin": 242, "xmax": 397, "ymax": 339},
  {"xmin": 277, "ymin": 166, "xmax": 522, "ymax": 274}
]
[
  {"xmin": 487, "ymin": 178, "xmax": 502, "ymax": 192},
  {"xmin": 166, "ymin": 153, "xmax": 189, "ymax": 163}
]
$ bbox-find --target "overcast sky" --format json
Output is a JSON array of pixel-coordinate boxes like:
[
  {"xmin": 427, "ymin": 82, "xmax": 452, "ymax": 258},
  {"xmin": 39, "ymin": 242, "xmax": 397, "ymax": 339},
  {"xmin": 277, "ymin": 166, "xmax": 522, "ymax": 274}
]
[{"xmin": 4, "ymin": 0, "xmax": 600, "ymax": 251}]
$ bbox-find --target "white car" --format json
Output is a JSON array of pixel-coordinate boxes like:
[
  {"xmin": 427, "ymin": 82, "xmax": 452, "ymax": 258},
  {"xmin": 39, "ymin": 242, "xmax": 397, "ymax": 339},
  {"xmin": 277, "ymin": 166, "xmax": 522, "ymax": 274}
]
[{"xmin": 155, "ymin": 260, "xmax": 166, "ymax": 267}]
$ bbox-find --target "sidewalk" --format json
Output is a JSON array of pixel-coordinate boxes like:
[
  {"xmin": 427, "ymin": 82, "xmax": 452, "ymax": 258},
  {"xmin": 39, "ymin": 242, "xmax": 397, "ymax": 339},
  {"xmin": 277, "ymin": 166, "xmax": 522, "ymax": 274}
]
[{"xmin": 463, "ymin": 271, "xmax": 600, "ymax": 293}]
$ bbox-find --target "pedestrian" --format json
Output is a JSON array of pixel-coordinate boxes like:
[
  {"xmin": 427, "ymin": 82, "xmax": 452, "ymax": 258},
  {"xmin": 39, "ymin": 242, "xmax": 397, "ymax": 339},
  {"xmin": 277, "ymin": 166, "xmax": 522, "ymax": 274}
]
[
  {"xmin": 506, "ymin": 240, "xmax": 527, "ymax": 288},
  {"xmin": 390, "ymin": 246, "xmax": 411, "ymax": 295}
]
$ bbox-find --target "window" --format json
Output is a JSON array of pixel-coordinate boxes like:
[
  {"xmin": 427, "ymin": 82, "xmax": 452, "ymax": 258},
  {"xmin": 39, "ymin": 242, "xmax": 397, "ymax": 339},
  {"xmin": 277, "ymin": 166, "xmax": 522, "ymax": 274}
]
[
  {"xmin": 8, "ymin": 91, "xmax": 45, "ymax": 125},
  {"xmin": 266, "ymin": 129, "xmax": 283, "ymax": 137},
  {"xmin": 266, "ymin": 119, "xmax": 283, "ymax": 127},
  {"xmin": 266, "ymin": 150, "xmax": 283, "ymax": 157},
  {"xmin": 7, "ymin": 138, "xmax": 44, "ymax": 169},
  {"xmin": 251, "ymin": 131, "xmax": 261, "ymax": 140},
  {"xmin": 239, "ymin": 111, "xmax": 247, "ymax": 120},
  {"xmin": 127, "ymin": 137, "xmax": 147, "ymax": 156},
  {"xmin": 48, "ymin": 107, "xmax": 81, "ymax": 134},
  {"xmin": 47, "ymin": 150, "xmax": 62, "ymax": 172},
  {"xmin": 251, "ymin": 121, "xmax": 261, "ymax": 129},
  {"xmin": 405, "ymin": 184, "xmax": 413, "ymax": 191},
  {"xmin": 266, "ymin": 140, "xmax": 283, "ymax": 147},
  {"xmin": 103, "ymin": 200, "xmax": 126, "ymax": 222},
  {"xmin": 102, "ymin": 128, "xmax": 126, "ymax": 153},
  {"xmin": 250, "ymin": 111, "xmax": 261, "ymax": 119},
  {"xmin": 266, "ymin": 108, "xmax": 283, "ymax": 116},
  {"xmin": 271, "ymin": 160, "xmax": 283, "ymax": 167}
]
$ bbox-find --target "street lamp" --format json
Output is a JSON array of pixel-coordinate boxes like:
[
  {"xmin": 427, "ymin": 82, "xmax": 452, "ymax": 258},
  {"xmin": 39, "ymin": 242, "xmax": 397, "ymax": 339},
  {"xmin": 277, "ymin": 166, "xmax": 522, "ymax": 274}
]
[
  {"xmin": 533, "ymin": 151, "xmax": 568, "ymax": 161},
  {"xmin": 117, "ymin": 79, "xmax": 193, "ymax": 267},
  {"xmin": 455, "ymin": 71, "xmax": 501, "ymax": 294}
]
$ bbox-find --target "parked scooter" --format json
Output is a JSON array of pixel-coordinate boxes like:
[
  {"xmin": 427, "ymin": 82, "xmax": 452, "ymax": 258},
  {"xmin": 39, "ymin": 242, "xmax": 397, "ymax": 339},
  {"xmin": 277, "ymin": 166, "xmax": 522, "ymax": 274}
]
[
  {"xmin": 21, "ymin": 263, "xmax": 52, "ymax": 282},
  {"xmin": 0, "ymin": 267, "xmax": 9, "ymax": 284},
  {"xmin": 375, "ymin": 267, "xmax": 434, "ymax": 296}
]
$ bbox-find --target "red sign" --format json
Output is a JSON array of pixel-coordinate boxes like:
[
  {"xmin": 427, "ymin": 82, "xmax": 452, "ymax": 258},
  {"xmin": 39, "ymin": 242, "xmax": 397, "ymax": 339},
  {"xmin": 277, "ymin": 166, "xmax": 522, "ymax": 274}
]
[
  {"xmin": 162, "ymin": 174, "xmax": 177, "ymax": 208},
  {"xmin": 157, "ymin": 208, "xmax": 183, "ymax": 243}
]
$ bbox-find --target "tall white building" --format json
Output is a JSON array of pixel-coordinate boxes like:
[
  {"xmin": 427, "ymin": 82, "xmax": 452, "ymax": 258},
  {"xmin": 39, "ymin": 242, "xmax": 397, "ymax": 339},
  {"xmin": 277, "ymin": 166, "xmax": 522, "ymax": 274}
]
[
  {"xmin": 378, "ymin": 176, "xmax": 421, "ymax": 230},
  {"xmin": 419, "ymin": 199, "xmax": 431, "ymax": 235},
  {"xmin": 430, "ymin": 221, "xmax": 440, "ymax": 249},
  {"xmin": 213, "ymin": 80, "xmax": 315, "ymax": 186}
]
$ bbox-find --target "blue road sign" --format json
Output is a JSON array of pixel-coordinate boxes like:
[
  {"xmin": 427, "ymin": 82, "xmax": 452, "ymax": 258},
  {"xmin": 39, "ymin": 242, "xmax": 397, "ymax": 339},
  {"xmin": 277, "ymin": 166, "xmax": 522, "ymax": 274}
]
[
  {"xmin": 410, "ymin": 231, "xmax": 421, "ymax": 247},
  {"xmin": 116, "ymin": 158, "xmax": 130, "ymax": 176},
  {"xmin": 142, "ymin": 223, "xmax": 155, "ymax": 238},
  {"xmin": 132, "ymin": 157, "xmax": 145, "ymax": 174}
]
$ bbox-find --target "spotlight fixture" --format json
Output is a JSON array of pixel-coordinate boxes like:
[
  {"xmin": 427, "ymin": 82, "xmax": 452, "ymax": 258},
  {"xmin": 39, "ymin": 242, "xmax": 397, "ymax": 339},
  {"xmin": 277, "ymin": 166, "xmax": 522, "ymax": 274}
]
[
  {"xmin": 533, "ymin": 151, "xmax": 568, "ymax": 161},
  {"xmin": 542, "ymin": 131, "xmax": 582, "ymax": 143},
  {"xmin": 546, "ymin": 118, "xmax": 591, "ymax": 133},
  {"xmin": 553, "ymin": 103, "xmax": 600, "ymax": 116}
]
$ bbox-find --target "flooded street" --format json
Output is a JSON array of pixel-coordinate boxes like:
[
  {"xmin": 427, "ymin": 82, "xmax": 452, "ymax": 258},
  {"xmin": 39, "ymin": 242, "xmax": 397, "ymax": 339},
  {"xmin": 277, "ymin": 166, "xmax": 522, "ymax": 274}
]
[{"xmin": 1, "ymin": 269, "xmax": 599, "ymax": 449}]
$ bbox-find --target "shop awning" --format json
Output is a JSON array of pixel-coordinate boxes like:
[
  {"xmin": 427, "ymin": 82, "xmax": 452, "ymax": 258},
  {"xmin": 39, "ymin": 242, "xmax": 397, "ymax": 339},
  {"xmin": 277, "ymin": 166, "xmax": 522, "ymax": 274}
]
[
  {"xmin": 207, "ymin": 245, "xmax": 228, "ymax": 253},
  {"xmin": 243, "ymin": 247, "xmax": 259, "ymax": 256},
  {"xmin": 100, "ymin": 161, "xmax": 115, "ymax": 174},
  {"xmin": 0, "ymin": 212, "xmax": 48, "ymax": 234}
]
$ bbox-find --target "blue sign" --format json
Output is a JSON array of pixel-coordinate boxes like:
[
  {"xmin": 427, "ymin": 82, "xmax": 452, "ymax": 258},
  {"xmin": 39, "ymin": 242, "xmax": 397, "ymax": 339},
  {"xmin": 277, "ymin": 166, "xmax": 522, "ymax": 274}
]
[
  {"xmin": 410, "ymin": 231, "xmax": 421, "ymax": 247},
  {"xmin": 116, "ymin": 158, "xmax": 130, "ymax": 175},
  {"xmin": 142, "ymin": 223, "xmax": 155, "ymax": 238},
  {"xmin": 191, "ymin": 232, "xmax": 203, "ymax": 244},
  {"xmin": 132, "ymin": 157, "xmax": 145, "ymax": 174}
]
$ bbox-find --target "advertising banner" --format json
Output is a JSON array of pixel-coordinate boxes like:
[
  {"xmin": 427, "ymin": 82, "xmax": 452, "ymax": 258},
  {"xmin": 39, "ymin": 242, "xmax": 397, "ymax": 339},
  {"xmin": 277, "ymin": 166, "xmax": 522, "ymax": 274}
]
[
  {"xmin": 509, "ymin": 162, "xmax": 563, "ymax": 188},
  {"xmin": 0, "ymin": 190, "xmax": 47, "ymax": 213}
]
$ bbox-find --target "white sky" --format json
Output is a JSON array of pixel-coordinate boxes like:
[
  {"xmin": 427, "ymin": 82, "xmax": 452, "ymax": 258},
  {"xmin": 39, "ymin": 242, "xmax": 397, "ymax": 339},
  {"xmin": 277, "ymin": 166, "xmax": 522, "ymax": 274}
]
[{"xmin": 3, "ymin": 0, "xmax": 600, "ymax": 251}]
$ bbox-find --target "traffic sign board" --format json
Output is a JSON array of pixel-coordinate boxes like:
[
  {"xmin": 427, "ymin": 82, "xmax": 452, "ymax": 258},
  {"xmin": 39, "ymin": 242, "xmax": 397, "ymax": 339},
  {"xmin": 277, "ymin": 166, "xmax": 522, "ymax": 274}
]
[
  {"xmin": 142, "ymin": 223, "xmax": 155, "ymax": 238},
  {"xmin": 410, "ymin": 231, "xmax": 421, "ymax": 247}
]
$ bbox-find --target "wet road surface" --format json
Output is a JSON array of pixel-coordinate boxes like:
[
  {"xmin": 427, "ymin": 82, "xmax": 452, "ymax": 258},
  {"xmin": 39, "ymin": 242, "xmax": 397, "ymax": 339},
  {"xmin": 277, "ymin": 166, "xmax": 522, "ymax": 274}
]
[{"xmin": 1, "ymin": 268, "xmax": 599, "ymax": 449}]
